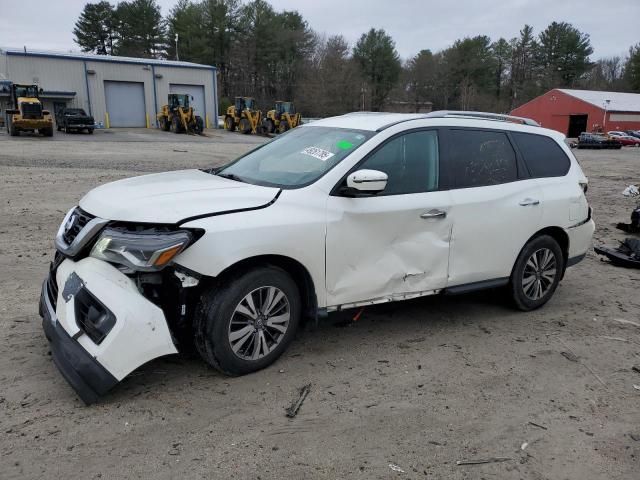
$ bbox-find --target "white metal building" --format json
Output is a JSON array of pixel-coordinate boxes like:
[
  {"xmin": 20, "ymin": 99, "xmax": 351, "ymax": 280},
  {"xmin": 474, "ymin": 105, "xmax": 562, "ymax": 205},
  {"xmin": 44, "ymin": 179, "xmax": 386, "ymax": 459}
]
[{"xmin": 0, "ymin": 47, "xmax": 218, "ymax": 129}]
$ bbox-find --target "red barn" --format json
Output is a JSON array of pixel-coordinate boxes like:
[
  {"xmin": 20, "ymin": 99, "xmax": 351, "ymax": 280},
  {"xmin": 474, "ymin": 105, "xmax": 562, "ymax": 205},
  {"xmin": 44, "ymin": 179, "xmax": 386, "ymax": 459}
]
[{"xmin": 511, "ymin": 89, "xmax": 640, "ymax": 137}]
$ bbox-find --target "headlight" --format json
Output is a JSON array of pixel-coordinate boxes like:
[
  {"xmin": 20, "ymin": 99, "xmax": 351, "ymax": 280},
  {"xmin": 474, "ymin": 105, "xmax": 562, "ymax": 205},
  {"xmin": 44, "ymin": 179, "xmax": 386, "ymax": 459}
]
[{"xmin": 90, "ymin": 228, "xmax": 192, "ymax": 271}]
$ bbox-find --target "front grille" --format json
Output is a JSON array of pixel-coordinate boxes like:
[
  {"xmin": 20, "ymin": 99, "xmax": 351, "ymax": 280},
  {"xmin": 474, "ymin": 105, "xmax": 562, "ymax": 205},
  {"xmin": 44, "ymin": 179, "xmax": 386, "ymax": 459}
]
[
  {"xmin": 67, "ymin": 118, "xmax": 87, "ymax": 125},
  {"xmin": 62, "ymin": 208, "xmax": 95, "ymax": 246},
  {"xmin": 21, "ymin": 102, "xmax": 43, "ymax": 119}
]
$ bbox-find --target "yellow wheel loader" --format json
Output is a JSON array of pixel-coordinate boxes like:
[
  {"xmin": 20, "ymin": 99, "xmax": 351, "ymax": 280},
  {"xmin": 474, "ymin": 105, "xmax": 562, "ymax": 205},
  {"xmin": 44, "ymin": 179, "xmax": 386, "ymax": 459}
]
[
  {"xmin": 157, "ymin": 93, "xmax": 204, "ymax": 135},
  {"xmin": 262, "ymin": 101, "xmax": 302, "ymax": 134},
  {"xmin": 5, "ymin": 84, "xmax": 54, "ymax": 137},
  {"xmin": 224, "ymin": 97, "xmax": 262, "ymax": 134}
]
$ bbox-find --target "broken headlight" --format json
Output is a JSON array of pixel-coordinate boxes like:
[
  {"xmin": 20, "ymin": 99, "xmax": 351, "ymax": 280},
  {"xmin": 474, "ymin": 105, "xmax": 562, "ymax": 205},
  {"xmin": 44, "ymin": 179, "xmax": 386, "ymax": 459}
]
[{"xmin": 90, "ymin": 227, "xmax": 192, "ymax": 272}]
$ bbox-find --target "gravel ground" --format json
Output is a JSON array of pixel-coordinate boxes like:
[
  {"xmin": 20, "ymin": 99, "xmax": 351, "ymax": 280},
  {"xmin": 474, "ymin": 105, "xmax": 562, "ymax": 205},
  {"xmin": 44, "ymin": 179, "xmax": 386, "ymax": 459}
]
[{"xmin": 0, "ymin": 129, "xmax": 639, "ymax": 479}]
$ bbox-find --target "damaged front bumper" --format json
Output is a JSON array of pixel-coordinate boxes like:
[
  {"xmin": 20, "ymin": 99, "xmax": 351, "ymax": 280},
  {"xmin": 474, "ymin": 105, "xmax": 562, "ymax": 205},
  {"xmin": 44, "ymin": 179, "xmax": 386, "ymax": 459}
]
[{"xmin": 39, "ymin": 257, "xmax": 178, "ymax": 404}]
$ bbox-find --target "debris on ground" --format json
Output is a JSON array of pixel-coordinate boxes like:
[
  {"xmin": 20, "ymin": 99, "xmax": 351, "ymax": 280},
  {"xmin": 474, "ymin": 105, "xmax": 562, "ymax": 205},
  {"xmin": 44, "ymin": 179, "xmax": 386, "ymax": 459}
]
[
  {"xmin": 456, "ymin": 457, "xmax": 511, "ymax": 466},
  {"xmin": 613, "ymin": 318, "xmax": 640, "ymax": 328},
  {"xmin": 622, "ymin": 185, "xmax": 639, "ymax": 197},
  {"xmin": 561, "ymin": 351, "xmax": 579, "ymax": 362},
  {"xmin": 285, "ymin": 383, "xmax": 311, "ymax": 418},
  {"xmin": 595, "ymin": 238, "xmax": 640, "ymax": 269},
  {"xmin": 632, "ymin": 366, "xmax": 640, "ymax": 374},
  {"xmin": 528, "ymin": 421, "xmax": 548, "ymax": 430},
  {"xmin": 521, "ymin": 442, "xmax": 529, "ymax": 450},
  {"xmin": 616, "ymin": 206, "xmax": 640, "ymax": 233},
  {"xmin": 388, "ymin": 463, "xmax": 405, "ymax": 473}
]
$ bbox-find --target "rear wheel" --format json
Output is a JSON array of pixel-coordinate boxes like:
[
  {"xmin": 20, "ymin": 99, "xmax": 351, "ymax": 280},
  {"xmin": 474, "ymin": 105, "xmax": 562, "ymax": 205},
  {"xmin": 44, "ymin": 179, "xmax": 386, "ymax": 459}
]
[
  {"xmin": 239, "ymin": 117, "xmax": 251, "ymax": 134},
  {"xmin": 194, "ymin": 266, "xmax": 301, "ymax": 375},
  {"xmin": 87, "ymin": 128, "xmax": 94, "ymax": 134},
  {"xmin": 42, "ymin": 127, "xmax": 53, "ymax": 137},
  {"xmin": 224, "ymin": 116, "xmax": 235, "ymax": 131},
  {"xmin": 194, "ymin": 116, "xmax": 204, "ymax": 134},
  {"xmin": 159, "ymin": 117, "xmax": 170, "ymax": 131},
  {"xmin": 509, "ymin": 235, "xmax": 564, "ymax": 311}
]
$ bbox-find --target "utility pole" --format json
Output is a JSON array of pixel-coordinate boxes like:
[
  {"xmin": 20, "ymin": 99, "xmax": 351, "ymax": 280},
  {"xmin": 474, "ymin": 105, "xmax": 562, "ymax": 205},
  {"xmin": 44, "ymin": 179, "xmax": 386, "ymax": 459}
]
[
  {"xmin": 175, "ymin": 33, "xmax": 179, "ymax": 61},
  {"xmin": 602, "ymin": 99, "xmax": 610, "ymax": 130}
]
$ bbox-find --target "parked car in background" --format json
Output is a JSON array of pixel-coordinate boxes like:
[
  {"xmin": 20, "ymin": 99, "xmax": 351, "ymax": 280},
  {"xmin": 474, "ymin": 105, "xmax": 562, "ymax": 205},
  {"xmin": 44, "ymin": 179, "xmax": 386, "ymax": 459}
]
[
  {"xmin": 608, "ymin": 131, "xmax": 640, "ymax": 146},
  {"xmin": 55, "ymin": 108, "xmax": 95, "ymax": 134},
  {"xmin": 40, "ymin": 111, "xmax": 595, "ymax": 404},
  {"xmin": 624, "ymin": 130, "xmax": 640, "ymax": 139},
  {"xmin": 576, "ymin": 132, "xmax": 622, "ymax": 149}
]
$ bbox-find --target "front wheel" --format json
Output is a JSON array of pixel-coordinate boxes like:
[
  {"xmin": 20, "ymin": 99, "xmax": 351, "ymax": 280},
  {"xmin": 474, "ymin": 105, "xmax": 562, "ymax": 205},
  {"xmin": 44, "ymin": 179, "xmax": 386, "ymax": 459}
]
[
  {"xmin": 509, "ymin": 235, "xmax": 564, "ymax": 311},
  {"xmin": 194, "ymin": 266, "xmax": 301, "ymax": 375}
]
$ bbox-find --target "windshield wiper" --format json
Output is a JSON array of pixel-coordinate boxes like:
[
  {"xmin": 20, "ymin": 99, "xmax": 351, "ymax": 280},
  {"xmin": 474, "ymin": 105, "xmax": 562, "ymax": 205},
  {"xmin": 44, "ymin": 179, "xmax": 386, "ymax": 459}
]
[{"xmin": 217, "ymin": 172, "xmax": 245, "ymax": 183}]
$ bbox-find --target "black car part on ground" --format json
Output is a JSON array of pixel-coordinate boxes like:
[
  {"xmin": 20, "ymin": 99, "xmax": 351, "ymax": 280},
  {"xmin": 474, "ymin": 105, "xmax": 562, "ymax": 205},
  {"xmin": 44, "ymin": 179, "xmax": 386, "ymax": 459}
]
[
  {"xmin": 594, "ymin": 238, "xmax": 640, "ymax": 269},
  {"xmin": 616, "ymin": 205, "xmax": 640, "ymax": 233}
]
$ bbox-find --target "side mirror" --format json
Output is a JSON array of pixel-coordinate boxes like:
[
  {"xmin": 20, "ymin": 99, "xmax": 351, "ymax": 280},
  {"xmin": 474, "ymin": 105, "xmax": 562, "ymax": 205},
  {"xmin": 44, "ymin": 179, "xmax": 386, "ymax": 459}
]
[{"xmin": 346, "ymin": 169, "xmax": 388, "ymax": 193}]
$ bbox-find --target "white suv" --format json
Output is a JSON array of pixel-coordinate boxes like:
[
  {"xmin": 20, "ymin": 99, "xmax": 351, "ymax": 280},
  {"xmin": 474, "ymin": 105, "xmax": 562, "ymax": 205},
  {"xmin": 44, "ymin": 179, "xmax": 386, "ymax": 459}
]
[{"xmin": 40, "ymin": 111, "xmax": 594, "ymax": 403}]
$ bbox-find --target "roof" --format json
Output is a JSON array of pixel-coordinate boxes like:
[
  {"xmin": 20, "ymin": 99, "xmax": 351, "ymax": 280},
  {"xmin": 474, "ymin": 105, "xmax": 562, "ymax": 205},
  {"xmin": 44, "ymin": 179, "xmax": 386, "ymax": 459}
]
[
  {"xmin": 309, "ymin": 112, "xmax": 427, "ymax": 131},
  {"xmin": 558, "ymin": 89, "xmax": 640, "ymax": 113},
  {"xmin": 304, "ymin": 111, "xmax": 564, "ymax": 140},
  {"xmin": 0, "ymin": 46, "xmax": 214, "ymax": 70}
]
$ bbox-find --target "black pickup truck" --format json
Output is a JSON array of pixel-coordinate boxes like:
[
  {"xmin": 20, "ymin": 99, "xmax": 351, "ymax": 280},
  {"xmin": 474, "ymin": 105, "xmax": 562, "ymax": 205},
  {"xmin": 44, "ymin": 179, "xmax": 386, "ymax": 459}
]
[{"xmin": 56, "ymin": 108, "xmax": 95, "ymax": 134}]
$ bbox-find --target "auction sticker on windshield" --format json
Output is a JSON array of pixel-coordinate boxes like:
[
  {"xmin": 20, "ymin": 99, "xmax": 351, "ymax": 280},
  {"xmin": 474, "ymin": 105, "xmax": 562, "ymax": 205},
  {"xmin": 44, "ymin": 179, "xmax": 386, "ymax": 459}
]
[{"xmin": 301, "ymin": 146, "xmax": 335, "ymax": 162}]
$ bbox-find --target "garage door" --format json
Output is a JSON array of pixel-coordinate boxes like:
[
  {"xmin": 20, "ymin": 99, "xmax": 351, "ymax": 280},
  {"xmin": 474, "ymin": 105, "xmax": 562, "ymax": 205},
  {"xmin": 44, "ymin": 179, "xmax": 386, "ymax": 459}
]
[
  {"xmin": 104, "ymin": 81, "xmax": 146, "ymax": 127},
  {"xmin": 170, "ymin": 84, "xmax": 205, "ymax": 118}
]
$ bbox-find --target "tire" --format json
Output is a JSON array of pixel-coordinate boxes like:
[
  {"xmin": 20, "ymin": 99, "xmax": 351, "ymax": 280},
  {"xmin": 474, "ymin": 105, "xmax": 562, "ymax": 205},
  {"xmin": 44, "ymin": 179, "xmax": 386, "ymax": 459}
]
[
  {"xmin": 239, "ymin": 117, "xmax": 251, "ymax": 134},
  {"xmin": 42, "ymin": 127, "xmax": 53, "ymax": 137},
  {"xmin": 57, "ymin": 124, "xmax": 61, "ymax": 131},
  {"xmin": 194, "ymin": 116, "xmax": 204, "ymax": 134},
  {"xmin": 224, "ymin": 116, "xmax": 235, "ymax": 131},
  {"xmin": 263, "ymin": 119, "xmax": 275, "ymax": 134},
  {"xmin": 87, "ymin": 128, "xmax": 94, "ymax": 134},
  {"xmin": 278, "ymin": 120, "xmax": 289, "ymax": 134},
  {"xmin": 194, "ymin": 266, "xmax": 301, "ymax": 376},
  {"xmin": 170, "ymin": 116, "xmax": 181, "ymax": 133},
  {"xmin": 509, "ymin": 235, "xmax": 564, "ymax": 311},
  {"xmin": 9, "ymin": 120, "xmax": 18, "ymax": 137}
]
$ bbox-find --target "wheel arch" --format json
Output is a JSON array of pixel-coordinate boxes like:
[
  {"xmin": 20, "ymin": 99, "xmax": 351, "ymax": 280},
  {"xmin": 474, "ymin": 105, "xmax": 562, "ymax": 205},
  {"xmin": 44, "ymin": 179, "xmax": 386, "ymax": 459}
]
[
  {"xmin": 514, "ymin": 226, "xmax": 569, "ymax": 278},
  {"xmin": 213, "ymin": 254, "xmax": 318, "ymax": 324}
]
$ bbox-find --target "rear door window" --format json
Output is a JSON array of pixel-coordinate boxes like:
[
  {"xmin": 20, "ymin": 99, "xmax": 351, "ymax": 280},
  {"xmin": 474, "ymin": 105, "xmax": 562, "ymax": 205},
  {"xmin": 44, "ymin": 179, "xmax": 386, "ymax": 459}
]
[
  {"xmin": 447, "ymin": 129, "xmax": 518, "ymax": 188},
  {"xmin": 512, "ymin": 132, "xmax": 571, "ymax": 177}
]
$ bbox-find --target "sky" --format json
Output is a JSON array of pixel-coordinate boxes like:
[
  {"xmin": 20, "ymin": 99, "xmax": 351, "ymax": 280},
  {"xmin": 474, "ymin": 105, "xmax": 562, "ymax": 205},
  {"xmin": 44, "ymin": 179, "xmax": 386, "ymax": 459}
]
[{"xmin": 1, "ymin": 0, "xmax": 638, "ymax": 60}]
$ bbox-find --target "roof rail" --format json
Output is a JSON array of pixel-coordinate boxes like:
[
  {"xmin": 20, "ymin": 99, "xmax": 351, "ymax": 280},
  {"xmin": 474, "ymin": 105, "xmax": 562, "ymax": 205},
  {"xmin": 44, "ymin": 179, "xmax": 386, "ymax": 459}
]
[{"xmin": 425, "ymin": 110, "xmax": 540, "ymax": 126}]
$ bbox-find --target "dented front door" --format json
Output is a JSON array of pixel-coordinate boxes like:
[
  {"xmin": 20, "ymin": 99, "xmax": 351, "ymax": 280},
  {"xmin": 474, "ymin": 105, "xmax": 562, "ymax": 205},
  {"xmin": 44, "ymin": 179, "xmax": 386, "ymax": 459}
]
[{"xmin": 325, "ymin": 191, "xmax": 453, "ymax": 307}]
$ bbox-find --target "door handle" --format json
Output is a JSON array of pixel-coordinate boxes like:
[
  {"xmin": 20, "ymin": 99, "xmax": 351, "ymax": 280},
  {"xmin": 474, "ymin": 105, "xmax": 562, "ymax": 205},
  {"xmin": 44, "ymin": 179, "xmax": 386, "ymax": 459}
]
[
  {"xmin": 519, "ymin": 198, "xmax": 540, "ymax": 206},
  {"xmin": 420, "ymin": 209, "xmax": 447, "ymax": 219}
]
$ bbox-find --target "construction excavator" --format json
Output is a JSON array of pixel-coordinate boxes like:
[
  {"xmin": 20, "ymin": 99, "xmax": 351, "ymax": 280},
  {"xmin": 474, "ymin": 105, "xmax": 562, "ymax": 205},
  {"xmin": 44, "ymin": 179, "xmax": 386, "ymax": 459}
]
[
  {"xmin": 262, "ymin": 101, "xmax": 302, "ymax": 134},
  {"xmin": 157, "ymin": 93, "xmax": 204, "ymax": 135},
  {"xmin": 224, "ymin": 97, "xmax": 262, "ymax": 134}
]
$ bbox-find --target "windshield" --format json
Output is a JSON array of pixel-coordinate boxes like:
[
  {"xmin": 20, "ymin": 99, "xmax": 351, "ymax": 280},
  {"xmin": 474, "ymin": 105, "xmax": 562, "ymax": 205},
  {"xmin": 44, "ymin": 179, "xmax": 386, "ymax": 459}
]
[
  {"xmin": 15, "ymin": 85, "xmax": 38, "ymax": 98},
  {"xmin": 217, "ymin": 126, "xmax": 375, "ymax": 188}
]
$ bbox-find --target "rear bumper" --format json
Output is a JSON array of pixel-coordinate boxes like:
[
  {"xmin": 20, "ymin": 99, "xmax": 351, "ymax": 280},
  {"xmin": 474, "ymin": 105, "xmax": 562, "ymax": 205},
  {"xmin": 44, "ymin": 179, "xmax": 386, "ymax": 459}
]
[
  {"xmin": 40, "ymin": 277, "xmax": 118, "ymax": 404},
  {"xmin": 65, "ymin": 124, "xmax": 94, "ymax": 129}
]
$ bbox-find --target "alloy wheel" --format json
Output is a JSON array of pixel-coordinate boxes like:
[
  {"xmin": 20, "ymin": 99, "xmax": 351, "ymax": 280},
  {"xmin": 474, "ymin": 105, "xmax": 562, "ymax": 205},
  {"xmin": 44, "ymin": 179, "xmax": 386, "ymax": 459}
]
[
  {"xmin": 228, "ymin": 286, "xmax": 290, "ymax": 360},
  {"xmin": 522, "ymin": 247, "xmax": 557, "ymax": 300}
]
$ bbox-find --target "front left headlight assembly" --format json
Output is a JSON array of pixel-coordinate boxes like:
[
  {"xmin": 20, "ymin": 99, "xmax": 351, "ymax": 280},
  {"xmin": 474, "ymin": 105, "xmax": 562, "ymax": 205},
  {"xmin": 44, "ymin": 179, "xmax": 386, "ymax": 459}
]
[{"xmin": 90, "ymin": 227, "xmax": 193, "ymax": 272}]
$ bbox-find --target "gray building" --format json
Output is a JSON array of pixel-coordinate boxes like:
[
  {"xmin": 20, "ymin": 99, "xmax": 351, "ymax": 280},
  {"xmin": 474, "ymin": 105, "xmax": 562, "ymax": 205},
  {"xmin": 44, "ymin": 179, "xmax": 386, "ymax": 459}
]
[{"xmin": 0, "ymin": 47, "xmax": 218, "ymax": 129}]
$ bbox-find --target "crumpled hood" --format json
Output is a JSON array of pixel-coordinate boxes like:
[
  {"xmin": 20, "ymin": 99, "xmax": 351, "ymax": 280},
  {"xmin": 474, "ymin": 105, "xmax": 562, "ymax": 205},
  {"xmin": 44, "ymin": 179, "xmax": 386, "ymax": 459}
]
[{"xmin": 80, "ymin": 169, "xmax": 280, "ymax": 224}]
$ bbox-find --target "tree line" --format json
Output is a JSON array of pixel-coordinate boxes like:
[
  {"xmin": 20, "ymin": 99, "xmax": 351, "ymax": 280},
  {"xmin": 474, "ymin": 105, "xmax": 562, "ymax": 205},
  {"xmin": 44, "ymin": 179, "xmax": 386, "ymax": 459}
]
[{"xmin": 74, "ymin": 0, "xmax": 640, "ymax": 116}]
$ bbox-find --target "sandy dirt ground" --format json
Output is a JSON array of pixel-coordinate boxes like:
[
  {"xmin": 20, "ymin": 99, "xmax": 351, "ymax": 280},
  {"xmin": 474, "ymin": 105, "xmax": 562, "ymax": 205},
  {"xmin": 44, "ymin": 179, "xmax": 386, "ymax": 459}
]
[{"xmin": 0, "ymin": 128, "xmax": 639, "ymax": 479}]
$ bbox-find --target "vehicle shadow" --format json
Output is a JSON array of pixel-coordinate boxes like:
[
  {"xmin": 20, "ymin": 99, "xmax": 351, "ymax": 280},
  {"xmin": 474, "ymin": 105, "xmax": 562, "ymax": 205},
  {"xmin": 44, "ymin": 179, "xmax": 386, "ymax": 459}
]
[{"xmin": 104, "ymin": 288, "xmax": 518, "ymax": 404}]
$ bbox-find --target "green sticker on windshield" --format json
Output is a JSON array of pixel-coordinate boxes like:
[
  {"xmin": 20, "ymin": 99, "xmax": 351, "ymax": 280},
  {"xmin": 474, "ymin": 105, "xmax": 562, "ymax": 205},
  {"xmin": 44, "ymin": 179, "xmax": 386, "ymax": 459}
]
[{"xmin": 336, "ymin": 140, "xmax": 354, "ymax": 150}]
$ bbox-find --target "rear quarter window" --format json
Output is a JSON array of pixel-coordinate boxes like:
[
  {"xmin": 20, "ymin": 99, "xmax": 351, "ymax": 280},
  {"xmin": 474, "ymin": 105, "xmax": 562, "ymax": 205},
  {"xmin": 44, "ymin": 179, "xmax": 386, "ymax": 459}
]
[{"xmin": 512, "ymin": 132, "xmax": 571, "ymax": 178}]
